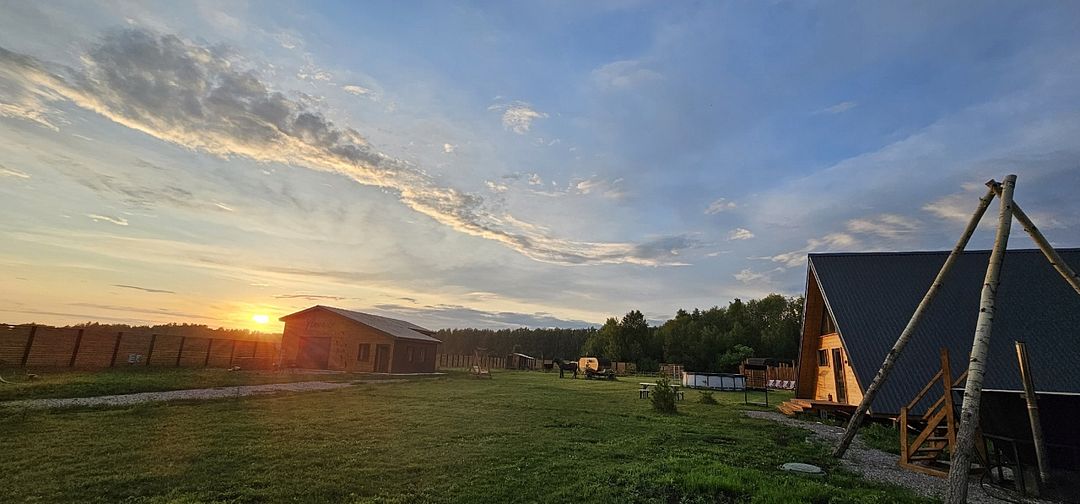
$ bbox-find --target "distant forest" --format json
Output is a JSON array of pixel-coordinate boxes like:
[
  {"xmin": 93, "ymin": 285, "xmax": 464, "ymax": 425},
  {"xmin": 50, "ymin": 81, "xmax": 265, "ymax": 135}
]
[{"xmin": 436, "ymin": 294, "xmax": 804, "ymax": 373}]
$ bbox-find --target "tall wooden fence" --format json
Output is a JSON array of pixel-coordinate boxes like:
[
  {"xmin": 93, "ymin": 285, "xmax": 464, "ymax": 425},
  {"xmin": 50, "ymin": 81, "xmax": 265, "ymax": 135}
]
[{"xmin": 0, "ymin": 325, "xmax": 279, "ymax": 370}]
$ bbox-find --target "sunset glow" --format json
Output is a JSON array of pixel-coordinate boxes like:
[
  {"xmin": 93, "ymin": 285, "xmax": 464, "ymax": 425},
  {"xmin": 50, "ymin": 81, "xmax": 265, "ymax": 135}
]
[{"xmin": 252, "ymin": 314, "xmax": 270, "ymax": 325}]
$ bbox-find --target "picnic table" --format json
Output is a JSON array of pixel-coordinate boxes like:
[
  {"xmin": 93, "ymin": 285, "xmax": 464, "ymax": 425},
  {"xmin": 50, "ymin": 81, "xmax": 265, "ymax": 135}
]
[{"xmin": 637, "ymin": 382, "xmax": 684, "ymax": 400}]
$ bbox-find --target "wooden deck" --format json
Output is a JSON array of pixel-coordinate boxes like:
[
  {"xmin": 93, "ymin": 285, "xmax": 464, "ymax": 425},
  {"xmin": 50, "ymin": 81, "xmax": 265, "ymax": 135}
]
[{"xmin": 777, "ymin": 398, "xmax": 856, "ymax": 417}]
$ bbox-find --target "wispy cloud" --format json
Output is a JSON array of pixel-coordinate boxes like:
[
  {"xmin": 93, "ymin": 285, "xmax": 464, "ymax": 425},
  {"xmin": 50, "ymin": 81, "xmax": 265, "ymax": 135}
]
[
  {"xmin": 488, "ymin": 100, "xmax": 548, "ymax": 134},
  {"xmin": 818, "ymin": 101, "xmax": 858, "ymax": 114},
  {"xmin": 704, "ymin": 198, "xmax": 736, "ymax": 215},
  {"xmin": 845, "ymin": 213, "xmax": 920, "ymax": 239},
  {"xmin": 442, "ymin": 143, "xmax": 455, "ymax": 154},
  {"xmin": 342, "ymin": 84, "xmax": 376, "ymax": 100},
  {"xmin": 766, "ymin": 232, "xmax": 859, "ymax": 268},
  {"xmin": 112, "ymin": 284, "xmax": 175, "ymax": 294},
  {"xmin": 728, "ymin": 228, "xmax": 754, "ymax": 240},
  {"xmin": 86, "ymin": 213, "xmax": 129, "ymax": 226},
  {"xmin": 0, "ymin": 28, "xmax": 693, "ymax": 266},
  {"xmin": 274, "ymin": 294, "xmax": 348, "ymax": 301},
  {"xmin": 591, "ymin": 59, "xmax": 663, "ymax": 90}
]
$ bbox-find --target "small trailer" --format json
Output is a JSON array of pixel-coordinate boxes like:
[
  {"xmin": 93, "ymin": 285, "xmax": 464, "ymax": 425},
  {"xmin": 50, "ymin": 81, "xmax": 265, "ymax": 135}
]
[{"xmin": 578, "ymin": 356, "xmax": 616, "ymax": 380}]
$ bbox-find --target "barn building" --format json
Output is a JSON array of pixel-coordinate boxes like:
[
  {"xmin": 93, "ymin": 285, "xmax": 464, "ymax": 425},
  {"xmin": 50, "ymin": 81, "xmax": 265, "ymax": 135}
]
[
  {"xmin": 279, "ymin": 306, "xmax": 440, "ymax": 373},
  {"xmin": 784, "ymin": 249, "xmax": 1080, "ymax": 485}
]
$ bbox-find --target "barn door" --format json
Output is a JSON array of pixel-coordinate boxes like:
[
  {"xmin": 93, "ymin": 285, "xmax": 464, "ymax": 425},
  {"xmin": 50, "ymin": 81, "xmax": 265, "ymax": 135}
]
[
  {"xmin": 374, "ymin": 344, "xmax": 391, "ymax": 373},
  {"xmin": 832, "ymin": 348, "xmax": 847, "ymax": 403},
  {"xmin": 297, "ymin": 337, "xmax": 331, "ymax": 369}
]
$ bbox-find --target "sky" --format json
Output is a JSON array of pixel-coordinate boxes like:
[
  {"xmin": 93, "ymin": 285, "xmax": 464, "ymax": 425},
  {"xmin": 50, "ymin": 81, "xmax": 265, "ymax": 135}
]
[{"xmin": 1, "ymin": 1, "xmax": 1079, "ymax": 332}]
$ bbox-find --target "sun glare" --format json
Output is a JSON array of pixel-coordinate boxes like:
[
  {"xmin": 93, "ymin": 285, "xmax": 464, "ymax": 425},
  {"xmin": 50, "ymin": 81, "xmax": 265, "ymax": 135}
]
[{"xmin": 252, "ymin": 314, "xmax": 270, "ymax": 324}]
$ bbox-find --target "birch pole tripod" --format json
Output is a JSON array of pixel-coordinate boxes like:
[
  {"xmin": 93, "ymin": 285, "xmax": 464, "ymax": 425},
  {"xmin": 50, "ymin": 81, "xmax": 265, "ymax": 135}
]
[{"xmin": 829, "ymin": 174, "xmax": 1080, "ymax": 501}]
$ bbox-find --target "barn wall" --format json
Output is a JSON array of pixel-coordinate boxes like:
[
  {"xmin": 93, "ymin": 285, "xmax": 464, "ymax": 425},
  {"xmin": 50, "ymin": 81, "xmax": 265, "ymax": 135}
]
[
  {"xmin": 280, "ymin": 310, "xmax": 394, "ymax": 371},
  {"xmin": 391, "ymin": 341, "xmax": 438, "ymax": 373}
]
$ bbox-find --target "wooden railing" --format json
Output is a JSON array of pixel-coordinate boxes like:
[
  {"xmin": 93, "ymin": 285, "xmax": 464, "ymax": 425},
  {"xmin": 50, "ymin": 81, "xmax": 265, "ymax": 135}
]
[{"xmin": 899, "ymin": 348, "xmax": 983, "ymax": 478}]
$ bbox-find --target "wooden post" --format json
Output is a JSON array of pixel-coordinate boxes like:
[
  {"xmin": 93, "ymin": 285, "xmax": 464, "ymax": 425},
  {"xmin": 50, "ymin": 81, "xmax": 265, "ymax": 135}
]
[
  {"xmin": 988, "ymin": 180, "xmax": 1080, "ymax": 297},
  {"xmin": 20, "ymin": 325, "xmax": 37, "ymax": 367},
  {"xmin": 176, "ymin": 336, "xmax": 186, "ymax": 367},
  {"xmin": 204, "ymin": 339, "xmax": 214, "ymax": 367},
  {"xmin": 69, "ymin": 328, "xmax": 85, "ymax": 367},
  {"xmin": 946, "ymin": 174, "xmax": 1017, "ymax": 503},
  {"xmin": 833, "ymin": 185, "xmax": 997, "ymax": 458},
  {"xmin": 146, "ymin": 334, "xmax": 157, "ymax": 366},
  {"xmin": 1015, "ymin": 341, "xmax": 1051, "ymax": 484},
  {"xmin": 109, "ymin": 331, "xmax": 123, "ymax": 367},
  {"xmin": 228, "ymin": 339, "xmax": 237, "ymax": 367}
]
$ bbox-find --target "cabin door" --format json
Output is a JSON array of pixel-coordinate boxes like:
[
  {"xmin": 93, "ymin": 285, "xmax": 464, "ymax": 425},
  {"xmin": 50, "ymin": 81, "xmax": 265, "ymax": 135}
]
[
  {"xmin": 297, "ymin": 337, "xmax": 331, "ymax": 369},
  {"xmin": 374, "ymin": 344, "xmax": 391, "ymax": 373},
  {"xmin": 832, "ymin": 348, "xmax": 847, "ymax": 403}
]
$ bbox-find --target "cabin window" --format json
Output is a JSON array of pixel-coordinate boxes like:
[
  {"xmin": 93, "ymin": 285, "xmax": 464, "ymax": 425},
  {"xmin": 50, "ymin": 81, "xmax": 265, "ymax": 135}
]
[
  {"xmin": 357, "ymin": 344, "xmax": 370, "ymax": 362},
  {"xmin": 820, "ymin": 305, "xmax": 836, "ymax": 334},
  {"xmin": 419, "ymin": 348, "xmax": 426, "ymax": 362},
  {"xmin": 407, "ymin": 346, "xmax": 415, "ymax": 362},
  {"xmin": 818, "ymin": 349, "xmax": 829, "ymax": 367}
]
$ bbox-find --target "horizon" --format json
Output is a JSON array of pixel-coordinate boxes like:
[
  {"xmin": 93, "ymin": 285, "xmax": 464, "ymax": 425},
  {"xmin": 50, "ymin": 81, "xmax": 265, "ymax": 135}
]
[{"xmin": 3, "ymin": 1, "xmax": 1080, "ymax": 332}]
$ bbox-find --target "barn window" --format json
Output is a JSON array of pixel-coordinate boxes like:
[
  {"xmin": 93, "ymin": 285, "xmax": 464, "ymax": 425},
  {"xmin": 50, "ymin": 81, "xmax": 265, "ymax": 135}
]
[
  {"xmin": 358, "ymin": 344, "xmax": 370, "ymax": 362},
  {"xmin": 820, "ymin": 305, "xmax": 836, "ymax": 334},
  {"xmin": 407, "ymin": 346, "xmax": 415, "ymax": 362},
  {"xmin": 419, "ymin": 348, "xmax": 426, "ymax": 362},
  {"xmin": 818, "ymin": 349, "xmax": 829, "ymax": 367}
]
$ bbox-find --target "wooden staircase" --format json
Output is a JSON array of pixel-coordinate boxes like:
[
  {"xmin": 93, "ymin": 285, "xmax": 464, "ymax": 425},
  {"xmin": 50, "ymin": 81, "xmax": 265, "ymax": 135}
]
[{"xmin": 899, "ymin": 348, "xmax": 986, "ymax": 478}]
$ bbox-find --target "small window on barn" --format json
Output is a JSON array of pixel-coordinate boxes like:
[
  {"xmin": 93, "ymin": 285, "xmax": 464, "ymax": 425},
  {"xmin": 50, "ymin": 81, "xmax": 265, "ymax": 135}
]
[
  {"xmin": 818, "ymin": 349, "xmax": 829, "ymax": 367},
  {"xmin": 419, "ymin": 348, "xmax": 426, "ymax": 362},
  {"xmin": 407, "ymin": 346, "xmax": 414, "ymax": 362},
  {"xmin": 358, "ymin": 344, "xmax": 370, "ymax": 362}
]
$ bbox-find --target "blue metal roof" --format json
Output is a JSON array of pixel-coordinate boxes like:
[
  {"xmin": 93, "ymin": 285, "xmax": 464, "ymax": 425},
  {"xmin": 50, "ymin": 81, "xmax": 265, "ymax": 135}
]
[{"xmin": 809, "ymin": 248, "xmax": 1080, "ymax": 416}]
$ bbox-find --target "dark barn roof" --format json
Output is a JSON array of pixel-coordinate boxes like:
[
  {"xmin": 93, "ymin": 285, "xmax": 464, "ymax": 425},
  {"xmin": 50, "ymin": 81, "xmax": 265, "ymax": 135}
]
[
  {"xmin": 810, "ymin": 248, "xmax": 1080, "ymax": 416},
  {"xmin": 280, "ymin": 305, "xmax": 441, "ymax": 343}
]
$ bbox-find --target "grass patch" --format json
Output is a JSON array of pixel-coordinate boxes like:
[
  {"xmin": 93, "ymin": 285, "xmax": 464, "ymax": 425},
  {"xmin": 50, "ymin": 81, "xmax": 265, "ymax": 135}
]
[
  {"xmin": 0, "ymin": 367, "xmax": 363, "ymax": 401},
  {"xmin": 860, "ymin": 422, "xmax": 903, "ymax": 455},
  {"xmin": 1, "ymin": 371, "xmax": 930, "ymax": 503}
]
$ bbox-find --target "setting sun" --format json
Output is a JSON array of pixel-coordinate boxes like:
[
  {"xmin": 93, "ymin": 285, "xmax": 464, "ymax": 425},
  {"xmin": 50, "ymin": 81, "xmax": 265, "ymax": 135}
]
[{"xmin": 252, "ymin": 314, "xmax": 270, "ymax": 324}]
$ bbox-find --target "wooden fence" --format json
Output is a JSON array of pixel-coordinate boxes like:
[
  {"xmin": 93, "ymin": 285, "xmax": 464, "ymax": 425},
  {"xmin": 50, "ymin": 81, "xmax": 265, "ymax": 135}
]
[
  {"xmin": 0, "ymin": 325, "xmax": 279, "ymax": 370},
  {"xmin": 738, "ymin": 361, "xmax": 796, "ymax": 382},
  {"xmin": 437, "ymin": 354, "xmax": 505, "ymax": 370}
]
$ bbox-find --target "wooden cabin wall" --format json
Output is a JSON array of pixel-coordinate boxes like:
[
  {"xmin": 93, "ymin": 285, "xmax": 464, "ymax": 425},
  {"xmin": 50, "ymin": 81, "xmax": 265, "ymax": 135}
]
[
  {"xmin": 796, "ymin": 271, "xmax": 825, "ymax": 398},
  {"xmin": 813, "ymin": 334, "xmax": 863, "ymax": 405}
]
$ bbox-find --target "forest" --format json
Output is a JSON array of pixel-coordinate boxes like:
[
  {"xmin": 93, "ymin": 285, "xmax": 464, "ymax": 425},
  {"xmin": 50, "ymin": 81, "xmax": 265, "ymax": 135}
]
[{"xmin": 435, "ymin": 294, "xmax": 803, "ymax": 373}]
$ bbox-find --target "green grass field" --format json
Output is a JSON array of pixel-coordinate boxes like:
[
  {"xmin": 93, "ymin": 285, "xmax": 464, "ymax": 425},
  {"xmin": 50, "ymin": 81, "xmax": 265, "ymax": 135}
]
[
  {"xmin": 1, "ymin": 371, "xmax": 927, "ymax": 503},
  {"xmin": 0, "ymin": 367, "xmax": 361, "ymax": 402}
]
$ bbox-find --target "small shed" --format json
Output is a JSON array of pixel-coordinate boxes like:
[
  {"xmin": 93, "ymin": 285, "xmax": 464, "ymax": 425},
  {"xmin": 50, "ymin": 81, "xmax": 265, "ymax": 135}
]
[
  {"xmin": 505, "ymin": 352, "xmax": 536, "ymax": 370},
  {"xmin": 279, "ymin": 306, "xmax": 440, "ymax": 373}
]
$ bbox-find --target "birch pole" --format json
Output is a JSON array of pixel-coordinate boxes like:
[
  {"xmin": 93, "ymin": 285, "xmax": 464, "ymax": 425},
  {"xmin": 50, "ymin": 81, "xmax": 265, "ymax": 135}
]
[
  {"xmin": 988, "ymin": 180, "xmax": 1080, "ymax": 297},
  {"xmin": 832, "ymin": 185, "xmax": 996, "ymax": 458},
  {"xmin": 946, "ymin": 174, "xmax": 1017, "ymax": 503}
]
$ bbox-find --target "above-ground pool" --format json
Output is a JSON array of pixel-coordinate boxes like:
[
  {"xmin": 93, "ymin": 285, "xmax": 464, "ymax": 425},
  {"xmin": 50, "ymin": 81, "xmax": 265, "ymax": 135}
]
[{"xmin": 681, "ymin": 372, "xmax": 746, "ymax": 391}]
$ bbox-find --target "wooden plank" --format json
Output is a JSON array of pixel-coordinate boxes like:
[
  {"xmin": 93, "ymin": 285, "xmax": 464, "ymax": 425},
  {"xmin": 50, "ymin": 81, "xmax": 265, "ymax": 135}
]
[
  {"xmin": 109, "ymin": 332, "xmax": 123, "ymax": 367},
  {"xmin": 68, "ymin": 328, "xmax": 85, "ymax": 367},
  {"xmin": 905, "ymin": 369, "xmax": 943, "ymax": 411}
]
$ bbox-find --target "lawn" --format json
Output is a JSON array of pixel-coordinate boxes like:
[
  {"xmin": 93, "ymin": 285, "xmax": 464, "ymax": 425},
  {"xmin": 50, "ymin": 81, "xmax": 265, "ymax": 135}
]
[
  {"xmin": 1, "ymin": 371, "xmax": 928, "ymax": 503},
  {"xmin": 0, "ymin": 367, "xmax": 363, "ymax": 402}
]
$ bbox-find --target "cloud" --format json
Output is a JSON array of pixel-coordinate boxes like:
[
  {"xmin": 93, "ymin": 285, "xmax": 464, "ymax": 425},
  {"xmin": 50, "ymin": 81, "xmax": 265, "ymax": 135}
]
[
  {"xmin": 728, "ymin": 228, "xmax": 754, "ymax": 240},
  {"xmin": 86, "ymin": 213, "xmax": 129, "ymax": 226},
  {"xmin": 766, "ymin": 232, "xmax": 859, "ymax": 268},
  {"xmin": 0, "ymin": 164, "xmax": 31, "ymax": 178},
  {"xmin": 442, "ymin": 143, "xmax": 455, "ymax": 153},
  {"xmin": 704, "ymin": 198, "xmax": 736, "ymax": 215},
  {"xmin": 845, "ymin": 213, "xmax": 920, "ymax": 239},
  {"xmin": 488, "ymin": 101, "xmax": 548, "ymax": 134},
  {"xmin": 574, "ymin": 176, "xmax": 626, "ymax": 199},
  {"xmin": 818, "ymin": 101, "xmax": 858, "ymax": 114},
  {"xmin": 342, "ymin": 84, "xmax": 376, "ymax": 100},
  {"xmin": 112, "ymin": 284, "xmax": 175, "ymax": 294},
  {"xmin": 0, "ymin": 28, "xmax": 693, "ymax": 266},
  {"xmin": 370, "ymin": 302, "xmax": 596, "ymax": 329},
  {"xmin": 528, "ymin": 173, "xmax": 543, "ymax": 185},
  {"xmin": 68, "ymin": 302, "xmax": 210, "ymax": 320},
  {"xmin": 274, "ymin": 294, "xmax": 348, "ymax": 301},
  {"xmin": 591, "ymin": 60, "xmax": 663, "ymax": 90},
  {"xmin": 484, "ymin": 180, "xmax": 508, "ymax": 193}
]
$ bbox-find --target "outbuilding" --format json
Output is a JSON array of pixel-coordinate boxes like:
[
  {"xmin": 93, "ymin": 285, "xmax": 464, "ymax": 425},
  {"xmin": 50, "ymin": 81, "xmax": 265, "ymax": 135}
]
[{"xmin": 279, "ymin": 305, "xmax": 440, "ymax": 373}]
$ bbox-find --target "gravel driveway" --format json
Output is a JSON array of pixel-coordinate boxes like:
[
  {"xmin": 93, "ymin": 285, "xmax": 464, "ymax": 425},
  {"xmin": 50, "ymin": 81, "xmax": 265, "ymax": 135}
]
[
  {"xmin": 745, "ymin": 411, "xmax": 1036, "ymax": 504},
  {"xmin": 1, "ymin": 379, "xmax": 401, "ymax": 410}
]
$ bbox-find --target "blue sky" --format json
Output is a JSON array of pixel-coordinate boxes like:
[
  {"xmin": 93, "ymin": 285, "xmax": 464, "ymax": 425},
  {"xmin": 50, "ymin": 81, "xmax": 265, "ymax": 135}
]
[{"xmin": 1, "ymin": 1, "xmax": 1079, "ymax": 330}]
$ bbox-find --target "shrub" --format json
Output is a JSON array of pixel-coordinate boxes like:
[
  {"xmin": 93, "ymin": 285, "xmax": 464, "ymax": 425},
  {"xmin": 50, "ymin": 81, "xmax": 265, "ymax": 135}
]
[
  {"xmin": 697, "ymin": 390, "xmax": 717, "ymax": 405},
  {"xmin": 651, "ymin": 376, "xmax": 677, "ymax": 414}
]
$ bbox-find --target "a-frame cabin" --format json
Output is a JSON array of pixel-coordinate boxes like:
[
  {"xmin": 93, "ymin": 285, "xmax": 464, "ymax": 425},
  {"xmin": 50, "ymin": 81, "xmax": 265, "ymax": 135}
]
[{"xmin": 784, "ymin": 248, "xmax": 1080, "ymax": 420}]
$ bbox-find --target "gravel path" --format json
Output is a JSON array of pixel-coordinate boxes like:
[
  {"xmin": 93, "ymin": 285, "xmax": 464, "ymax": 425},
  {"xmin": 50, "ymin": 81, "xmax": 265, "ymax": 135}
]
[
  {"xmin": 745, "ymin": 411, "xmax": 1018, "ymax": 503},
  {"xmin": 0, "ymin": 380, "xmax": 402, "ymax": 410}
]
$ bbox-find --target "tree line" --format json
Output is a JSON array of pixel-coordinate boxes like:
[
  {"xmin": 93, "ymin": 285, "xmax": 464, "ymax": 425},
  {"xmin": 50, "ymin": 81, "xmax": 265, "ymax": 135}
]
[{"xmin": 436, "ymin": 294, "xmax": 804, "ymax": 373}]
